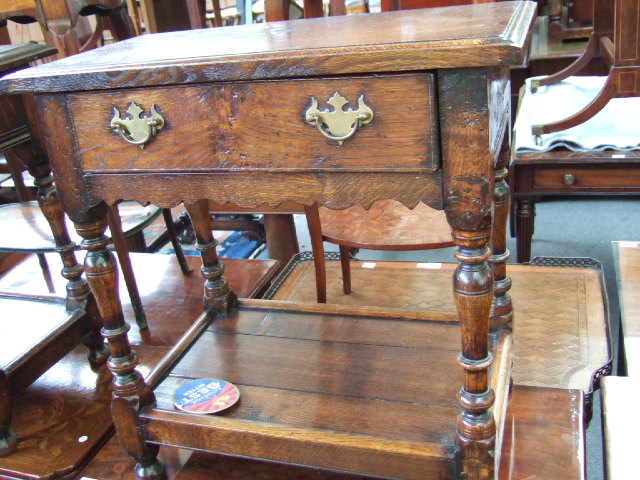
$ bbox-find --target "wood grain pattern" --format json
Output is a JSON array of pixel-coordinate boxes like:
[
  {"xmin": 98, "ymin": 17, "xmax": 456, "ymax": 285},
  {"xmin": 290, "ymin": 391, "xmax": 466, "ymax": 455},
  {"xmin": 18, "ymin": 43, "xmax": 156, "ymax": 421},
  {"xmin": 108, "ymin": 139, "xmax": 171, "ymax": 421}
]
[
  {"xmin": 138, "ymin": 306, "xmax": 511, "ymax": 480},
  {"xmin": 3, "ymin": 4, "xmax": 537, "ymax": 478},
  {"xmin": 0, "ymin": 2, "xmax": 536, "ymax": 93},
  {"xmin": 269, "ymin": 257, "xmax": 610, "ymax": 395},
  {"xmin": 72, "ymin": 74, "xmax": 439, "ymax": 173},
  {"xmin": 0, "ymin": 252, "xmax": 280, "ymax": 345},
  {"xmin": 499, "ymin": 386, "xmax": 585, "ymax": 479},
  {"xmin": 319, "ymin": 199, "xmax": 453, "ymax": 249},
  {"xmin": 0, "ymin": 343, "xmax": 168, "ymax": 480},
  {"xmin": 78, "ymin": 385, "xmax": 585, "ymax": 480}
]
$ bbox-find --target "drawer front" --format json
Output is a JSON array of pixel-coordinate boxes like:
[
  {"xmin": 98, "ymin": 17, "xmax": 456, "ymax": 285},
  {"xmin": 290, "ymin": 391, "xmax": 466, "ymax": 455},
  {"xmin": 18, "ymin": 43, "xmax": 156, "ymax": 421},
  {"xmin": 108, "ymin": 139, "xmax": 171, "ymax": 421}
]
[
  {"xmin": 533, "ymin": 167, "xmax": 640, "ymax": 189},
  {"xmin": 70, "ymin": 74, "xmax": 439, "ymax": 174}
]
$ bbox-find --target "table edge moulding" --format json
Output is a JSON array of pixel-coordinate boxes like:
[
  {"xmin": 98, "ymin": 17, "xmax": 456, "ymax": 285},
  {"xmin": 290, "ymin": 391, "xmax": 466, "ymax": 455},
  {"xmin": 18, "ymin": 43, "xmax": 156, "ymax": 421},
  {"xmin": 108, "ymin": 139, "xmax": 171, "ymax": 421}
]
[{"xmin": 0, "ymin": 2, "xmax": 537, "ymax": 480}]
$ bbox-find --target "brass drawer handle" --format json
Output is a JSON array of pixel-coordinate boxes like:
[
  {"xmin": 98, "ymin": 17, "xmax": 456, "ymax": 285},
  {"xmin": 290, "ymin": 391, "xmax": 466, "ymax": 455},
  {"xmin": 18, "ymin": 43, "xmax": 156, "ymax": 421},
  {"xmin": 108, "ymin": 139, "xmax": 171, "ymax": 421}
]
[
  {"xmin": 562, "ymin": 173, "xmax": 575, "ymax": 185},
  {"xmin": 110, "ymin": 102, "xmax": 165, "ymax": 149},
  {"xmin": 305, "ymin": 92, "xmax": 373, "ymax": 145}
]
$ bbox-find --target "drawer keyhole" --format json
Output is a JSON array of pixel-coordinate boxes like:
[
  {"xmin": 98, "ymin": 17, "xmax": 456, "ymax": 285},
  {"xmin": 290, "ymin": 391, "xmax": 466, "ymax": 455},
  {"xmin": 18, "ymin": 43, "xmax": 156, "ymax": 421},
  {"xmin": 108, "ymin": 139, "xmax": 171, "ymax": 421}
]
[{"xmin": 562, "ymin": 173, "xmax": 575, "ymax": 185}]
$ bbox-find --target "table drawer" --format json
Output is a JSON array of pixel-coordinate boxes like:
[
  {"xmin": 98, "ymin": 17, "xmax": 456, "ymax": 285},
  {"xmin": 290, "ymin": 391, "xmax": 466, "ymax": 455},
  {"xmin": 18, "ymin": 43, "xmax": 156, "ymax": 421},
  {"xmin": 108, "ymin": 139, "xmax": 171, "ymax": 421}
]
[
  {"xmin": 70, "ymin": 73, "xmax": 439, "ymax": 174},
  {"xmin": 533, "ymin": 166, "xmax": 640, "ymax": 189}
]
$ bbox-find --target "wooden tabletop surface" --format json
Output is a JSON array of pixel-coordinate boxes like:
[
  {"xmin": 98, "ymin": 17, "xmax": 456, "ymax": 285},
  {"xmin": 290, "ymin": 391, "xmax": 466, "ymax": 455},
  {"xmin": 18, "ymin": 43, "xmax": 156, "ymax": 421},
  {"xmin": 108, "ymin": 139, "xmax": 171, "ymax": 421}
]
[
  {"xmin": 269, "ymin": 256, "xmax": 611, "ymax": 396},
  {"xmin": 0, "ymin": 1, "xmax": 536, "ymax": 93}
]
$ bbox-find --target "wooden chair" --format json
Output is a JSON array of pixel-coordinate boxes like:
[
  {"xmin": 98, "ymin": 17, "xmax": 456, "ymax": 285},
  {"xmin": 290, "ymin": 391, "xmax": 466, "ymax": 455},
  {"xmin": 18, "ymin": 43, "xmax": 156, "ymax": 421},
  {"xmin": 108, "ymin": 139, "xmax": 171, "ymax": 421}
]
[
  {"xmin": 511, "ymin": 0, "xmax": 640, "ymax": 262},
  {"xmin": 547, "ymin": 0, "xmax": 594, "ymax": 43},
  {"xmin": 0, "ymin": 0, "xmax": 193, "ymax": 326},
  {"xmin": 529, "ymin": 0, "xmax": 634, "ymax": 132},
  {"xmin": 129, "ymin": 0, "xmax": 224, "ymax": 33},
  {"xmin": 0, "ymin": 41, "xmax": 109, "ymax": 458},
  {"xmin": 0, "ymin": 0, "xmax": 135, "ymax": 60},
  {"xmin": 305, "ymin": 199, "xmax": 455, "ymax": 302}
]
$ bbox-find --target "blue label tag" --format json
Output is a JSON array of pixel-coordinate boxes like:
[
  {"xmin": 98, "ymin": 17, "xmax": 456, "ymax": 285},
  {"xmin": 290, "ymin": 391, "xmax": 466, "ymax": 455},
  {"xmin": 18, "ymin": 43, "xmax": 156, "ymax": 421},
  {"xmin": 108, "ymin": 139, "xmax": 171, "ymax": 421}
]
[{"xmin": 173, "ymin": 379, "xmax": 240, "ymax": 414}]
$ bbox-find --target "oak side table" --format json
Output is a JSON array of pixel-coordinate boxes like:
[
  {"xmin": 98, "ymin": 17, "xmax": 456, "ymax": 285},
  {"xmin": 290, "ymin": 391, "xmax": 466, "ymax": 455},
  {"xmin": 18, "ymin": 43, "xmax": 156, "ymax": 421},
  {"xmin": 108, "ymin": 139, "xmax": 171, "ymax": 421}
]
[{"xmin": 1, "ymin": 3, "xmax": 536, "ymax": 479}]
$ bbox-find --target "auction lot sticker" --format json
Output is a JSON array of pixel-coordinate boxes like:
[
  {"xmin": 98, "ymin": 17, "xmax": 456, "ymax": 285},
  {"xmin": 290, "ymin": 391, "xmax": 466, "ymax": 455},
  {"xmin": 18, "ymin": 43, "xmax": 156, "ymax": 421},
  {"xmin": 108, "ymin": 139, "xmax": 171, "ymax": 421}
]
[{"xmin": 174, "ymin": 379, "xmax": 240, "ymax": 414}]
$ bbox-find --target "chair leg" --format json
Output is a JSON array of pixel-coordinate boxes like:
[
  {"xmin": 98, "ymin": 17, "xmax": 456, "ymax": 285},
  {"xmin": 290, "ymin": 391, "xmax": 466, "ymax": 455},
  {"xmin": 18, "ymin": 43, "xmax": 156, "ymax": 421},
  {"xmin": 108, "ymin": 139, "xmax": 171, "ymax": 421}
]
[
  {"xmin": 107, "ymin": 205, "xmax": 148, "ymax": 330},
  {"xmin": 339, "ymin": 245, "xmax": 351, "ymax": 295},
  {"xmin": 304, "ymin": 203, "xmax": 327, "ymax": 303},
  {"xmin": 0, "ymin": 371, "xmax": 17, "ymax": 457},
  {"xmin": 34, "ymin": 252, "xmax": 55, "ymax": 293},
  {"xmin": 162, "ymin": 208, "xmax": 193, "ymax": 275},
  {"xmin": 515, "ymin": 199, "xmax": 535, "ymax": 263}
]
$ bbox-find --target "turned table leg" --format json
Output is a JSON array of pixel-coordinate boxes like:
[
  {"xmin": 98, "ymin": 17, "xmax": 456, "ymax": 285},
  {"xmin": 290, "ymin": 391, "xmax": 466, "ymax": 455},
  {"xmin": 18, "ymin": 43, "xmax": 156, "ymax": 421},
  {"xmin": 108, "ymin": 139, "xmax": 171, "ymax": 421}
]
[
  {"xmin": 490, "ymin": 142, "xmax": 513, "ymax": 332},
  {"xmin": 440, "ymin": 67, "xmax": 500, "ymax": 479},
  {"xmin": 20, "ymin": 95, "xmax": 108, "ymax": 366},
  {"xmin": 515, "ymin": 198, "xmax": 535, "ymax": 263},
  {"xmin": 75, "ymin": 214, "xmax": 163, "ymax": 480},
  {"xmin": 185, "ymin": 200, "xmax": 236, "ymax": 312},
  {"xmin": 451, "ymin": 231, "xmax": 496, "ymax": 479}
]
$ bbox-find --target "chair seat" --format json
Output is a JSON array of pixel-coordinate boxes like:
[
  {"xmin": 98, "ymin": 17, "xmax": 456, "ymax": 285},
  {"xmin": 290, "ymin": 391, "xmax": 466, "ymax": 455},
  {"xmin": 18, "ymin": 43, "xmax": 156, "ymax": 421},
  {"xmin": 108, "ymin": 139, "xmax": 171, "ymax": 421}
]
[
  {"xmin": 0, "ymin": 295, "xmax": 90, "ymax": 394},
  {"xmin": 0, "ymin": 201, "xmax": 160, "ymax": 252},
  {"xmin": 318, "ymin": 199, "xmax": 454, "ymax": 250}
]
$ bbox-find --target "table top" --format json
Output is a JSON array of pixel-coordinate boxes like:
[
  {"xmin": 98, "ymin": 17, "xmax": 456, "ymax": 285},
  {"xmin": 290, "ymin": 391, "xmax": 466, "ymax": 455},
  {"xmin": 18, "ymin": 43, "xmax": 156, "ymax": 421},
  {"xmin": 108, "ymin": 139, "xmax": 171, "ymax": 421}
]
[
  {"xmin": 0, "ymin": 43, "xmax": 56, "ymax": 74},
  {"xmin": 0, "ymin": 1, "xmax": 536, "ymax": 93}
]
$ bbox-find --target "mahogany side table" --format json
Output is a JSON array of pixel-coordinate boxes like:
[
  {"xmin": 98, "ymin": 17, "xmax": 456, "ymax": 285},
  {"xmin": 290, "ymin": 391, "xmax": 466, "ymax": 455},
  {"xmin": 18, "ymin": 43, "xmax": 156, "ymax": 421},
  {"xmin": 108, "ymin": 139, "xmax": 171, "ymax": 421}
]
[{"xmin": 0, "ymin": 3, "xmax": 536, "ymax": 479}]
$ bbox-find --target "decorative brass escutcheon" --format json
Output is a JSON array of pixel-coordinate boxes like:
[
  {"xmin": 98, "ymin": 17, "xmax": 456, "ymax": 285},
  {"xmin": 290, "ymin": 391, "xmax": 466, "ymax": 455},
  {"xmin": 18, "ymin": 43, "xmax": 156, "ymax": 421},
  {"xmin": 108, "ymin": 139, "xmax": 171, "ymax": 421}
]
[
  {"xmin": 562, "ymin": 173, "xmax": 575, "ymax": 185},
  {"xmin": 110, "ymin": 102, "xmax": 165, "ymax": 149},
  {"xmin": 304, "ymin": 92, "xmax": 374, "ymax": 145}
]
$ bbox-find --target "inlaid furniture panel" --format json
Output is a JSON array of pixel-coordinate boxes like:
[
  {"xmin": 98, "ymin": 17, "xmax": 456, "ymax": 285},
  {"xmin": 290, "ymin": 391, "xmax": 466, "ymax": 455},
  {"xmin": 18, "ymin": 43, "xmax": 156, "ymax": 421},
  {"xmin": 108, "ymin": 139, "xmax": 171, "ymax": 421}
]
[
  {"xmin": 266, "ymin": 253, "xmax": 611, "ymax": 416},
  {"xmin": 0, "ymin": 3, "xmax": 536, "ymax": 479}
]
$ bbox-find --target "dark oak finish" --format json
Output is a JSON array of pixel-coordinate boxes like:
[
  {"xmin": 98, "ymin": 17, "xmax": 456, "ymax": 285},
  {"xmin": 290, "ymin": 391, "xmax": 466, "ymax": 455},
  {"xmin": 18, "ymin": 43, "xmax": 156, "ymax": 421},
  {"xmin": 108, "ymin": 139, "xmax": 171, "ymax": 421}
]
[
  {"xmin": 0, "ymin": 249, "xmax": 278, "ymax": 479},
  {"xmin": 0, "ymin": 44, "xmax": 56, "ymax": 204},
  {"xmin": 78, "ymin": 385, "xmax": 585, "ymax": 480},
  {"xmin": 0, "ymin": 3, "xmax": 536, "ymax": 479},
  {"xmin": 268, "ymin": 255, "xmax": 611, "ymax": 404}
]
